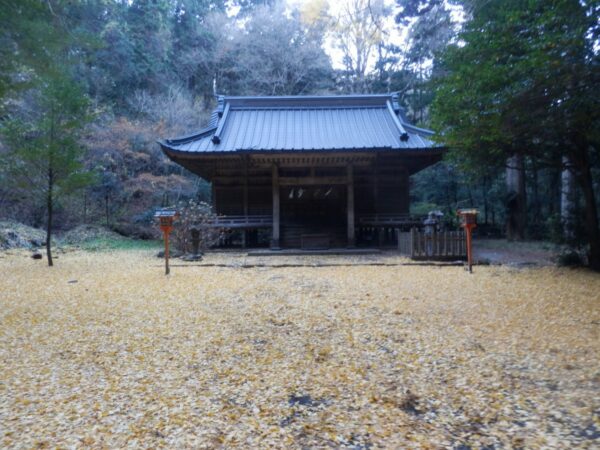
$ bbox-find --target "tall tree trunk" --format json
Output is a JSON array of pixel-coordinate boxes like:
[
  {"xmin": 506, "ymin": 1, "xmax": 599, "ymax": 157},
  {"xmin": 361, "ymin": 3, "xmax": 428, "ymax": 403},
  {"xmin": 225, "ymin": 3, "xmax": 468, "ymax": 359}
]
[
  {"xmin": 570, "ymin": 146, "xmax": 600, "ymax": 270},
  {"xmin": 561, "ymin": 156, "xmax": 576, "ymax": 241},
  {"xmin": 506, "ymin": 154, "xmax": 527, "ymax": 240},
  {"xmin": 46, "ymin": 170, "xmax": 54, "ymax": 267},
  {"xmin": 105, "ymin": 194, "xmax": 110, "ymax": 228},
  {"xmin": 482, "ymin": 176, "xmax": 489, "ymax": 225},
  {"xmin": 548, "ymin": 163, "xmax": 561, "ymax": 217},
  {"xmin": 83, "ymin": 192, "xmax": 87, "ymax": 224},
  {"xmin": 531, "ymin": 159, "xmax": 540, "ymax": 237}
]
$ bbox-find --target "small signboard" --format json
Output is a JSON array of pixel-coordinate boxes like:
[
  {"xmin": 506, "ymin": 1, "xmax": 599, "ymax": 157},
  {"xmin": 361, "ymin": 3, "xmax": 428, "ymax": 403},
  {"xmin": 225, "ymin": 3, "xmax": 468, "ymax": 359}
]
[
  {"xmin": 154, "ymin": 209, "xmax": 179, "ymax": 275},
  {"xmin": 458, "ymin": 208, "xmax": 478, "ymax": 226}
]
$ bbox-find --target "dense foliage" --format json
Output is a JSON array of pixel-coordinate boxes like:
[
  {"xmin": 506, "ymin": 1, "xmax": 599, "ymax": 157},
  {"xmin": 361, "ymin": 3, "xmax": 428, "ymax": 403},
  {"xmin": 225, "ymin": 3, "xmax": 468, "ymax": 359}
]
[{"xmin": 430, "ymin": 0, "xmax": 600, "ymax": 267}]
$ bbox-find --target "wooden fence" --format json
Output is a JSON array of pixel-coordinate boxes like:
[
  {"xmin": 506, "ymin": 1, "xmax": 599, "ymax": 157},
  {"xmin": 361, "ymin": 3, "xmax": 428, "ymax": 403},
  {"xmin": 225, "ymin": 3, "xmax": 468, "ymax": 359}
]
[{"xmin": 398, "ymin": 229, "xmax": 467, "ymax": 260}]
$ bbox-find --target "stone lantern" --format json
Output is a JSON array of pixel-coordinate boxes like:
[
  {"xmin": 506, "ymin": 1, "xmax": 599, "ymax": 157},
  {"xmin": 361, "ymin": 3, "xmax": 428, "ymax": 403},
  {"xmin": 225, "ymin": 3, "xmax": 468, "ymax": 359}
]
[{"xmin": 423, "ymin": 211, "xmax": 443, "ymax": 256}]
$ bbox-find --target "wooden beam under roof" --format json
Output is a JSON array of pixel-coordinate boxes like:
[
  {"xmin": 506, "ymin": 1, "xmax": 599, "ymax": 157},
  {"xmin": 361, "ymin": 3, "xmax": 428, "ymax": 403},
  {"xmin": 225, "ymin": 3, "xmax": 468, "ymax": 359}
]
[
  {"xmin": 278, "ymin": 176, "xmax": 349, "ymax": 186},
  {"xmin": 250, "ymin": 153, "xmax": 375, "ymax": 167}
]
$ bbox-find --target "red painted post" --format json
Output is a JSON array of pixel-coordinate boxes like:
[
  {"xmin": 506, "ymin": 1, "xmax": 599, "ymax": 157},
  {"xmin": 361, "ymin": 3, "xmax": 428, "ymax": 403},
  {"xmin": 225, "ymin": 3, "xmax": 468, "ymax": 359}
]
[
  {"xmin": 458, "ymin": 209, "xmax": 478, "ymax": 273},
  {"xmin": 164, "ymin": 228, "xmax": 170, "ymax": 275},
  {"xmin": 155, "ymin": 209, "xmax": 178, "ymax": 276},
  {"xmin": 465, "ymin": 223, "xmax": 474, "ymax": 272}
]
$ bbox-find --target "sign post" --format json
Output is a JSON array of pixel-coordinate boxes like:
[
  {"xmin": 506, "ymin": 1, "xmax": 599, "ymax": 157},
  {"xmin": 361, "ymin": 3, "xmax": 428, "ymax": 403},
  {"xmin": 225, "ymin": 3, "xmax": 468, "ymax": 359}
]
[
  {"xmin": 154, "ymin": 209, "xmax": 178, "ymax": 275},
  {"xmin": 457, "ymin": 209, "xmax": 478, "ymax": 273}
]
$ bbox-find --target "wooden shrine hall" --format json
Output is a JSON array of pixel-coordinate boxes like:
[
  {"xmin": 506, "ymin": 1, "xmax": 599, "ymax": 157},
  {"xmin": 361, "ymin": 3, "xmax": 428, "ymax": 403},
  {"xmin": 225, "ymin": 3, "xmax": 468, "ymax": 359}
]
[{"xmin": 159, "ymin": 94, "xmax": 444, "ymax": 249}]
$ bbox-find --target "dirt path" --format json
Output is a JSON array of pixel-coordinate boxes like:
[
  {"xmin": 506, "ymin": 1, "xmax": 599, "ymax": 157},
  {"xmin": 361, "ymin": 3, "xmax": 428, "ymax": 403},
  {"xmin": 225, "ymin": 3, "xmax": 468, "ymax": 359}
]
[{"xmin": 474, "ymin": 239, "xmax": 558, "ymax": 266}]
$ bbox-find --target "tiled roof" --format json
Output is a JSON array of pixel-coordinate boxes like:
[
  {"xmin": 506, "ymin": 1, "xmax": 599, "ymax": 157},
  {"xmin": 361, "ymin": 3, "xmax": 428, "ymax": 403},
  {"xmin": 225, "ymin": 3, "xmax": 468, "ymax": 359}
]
[{"xmin": 159, "ymin": 94, "xmax": 438, "ymax": 154}]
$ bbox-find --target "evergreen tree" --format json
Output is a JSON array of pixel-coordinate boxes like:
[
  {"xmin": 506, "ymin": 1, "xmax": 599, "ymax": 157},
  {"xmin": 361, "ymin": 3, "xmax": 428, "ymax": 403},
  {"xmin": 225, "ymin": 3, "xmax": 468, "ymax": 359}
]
[
  {"xmin": 0, "ymin": 1, "xmax": 72, "ymax": 105},
  {"xmin": 431, "ymin": 0, "xmax": 600, "ymax": 268},
  {"xmin": 2, "ymin": 72, "xmax": 94, "ymax": 266}
]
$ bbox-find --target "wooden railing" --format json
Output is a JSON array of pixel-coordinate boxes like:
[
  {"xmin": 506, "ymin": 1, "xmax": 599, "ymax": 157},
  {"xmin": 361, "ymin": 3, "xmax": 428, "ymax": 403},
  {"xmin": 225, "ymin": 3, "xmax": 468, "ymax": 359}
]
[
  {"xmin": 398, "ymin": 229, "xmax": 466, "ymax": 260},
  {"xmin": 359, "ymin": 214, "xmax": 424, "ymax": 227},
  {"xmin": 201, "ymin": 215, "xmax": 273, "ymax": 229}
]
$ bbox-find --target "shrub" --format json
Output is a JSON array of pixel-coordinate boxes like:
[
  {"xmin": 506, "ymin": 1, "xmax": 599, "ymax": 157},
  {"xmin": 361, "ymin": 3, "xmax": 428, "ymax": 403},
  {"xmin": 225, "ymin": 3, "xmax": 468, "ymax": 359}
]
[
  {"xmin": 556, "ymin": 249, "xmax": 584, "ymax": 267},
  {"xmin": 172, "ymin": 200, "xmax": 223, "ymax": 254}
]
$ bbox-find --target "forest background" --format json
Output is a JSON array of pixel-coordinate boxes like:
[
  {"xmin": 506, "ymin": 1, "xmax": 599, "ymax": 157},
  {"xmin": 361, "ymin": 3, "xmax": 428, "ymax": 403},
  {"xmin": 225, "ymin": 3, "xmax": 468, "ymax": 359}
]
[{"xmin": 1, "ymin": 0, "xmax": 598, "ymax": 266}]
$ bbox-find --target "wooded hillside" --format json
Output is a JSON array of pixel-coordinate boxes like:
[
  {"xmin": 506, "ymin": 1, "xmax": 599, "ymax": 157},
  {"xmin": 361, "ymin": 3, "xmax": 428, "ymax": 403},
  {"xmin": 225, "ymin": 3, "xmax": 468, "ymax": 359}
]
[{"xmin": 1, "ymin": 0, "xmax": 598, "ymax": 266}]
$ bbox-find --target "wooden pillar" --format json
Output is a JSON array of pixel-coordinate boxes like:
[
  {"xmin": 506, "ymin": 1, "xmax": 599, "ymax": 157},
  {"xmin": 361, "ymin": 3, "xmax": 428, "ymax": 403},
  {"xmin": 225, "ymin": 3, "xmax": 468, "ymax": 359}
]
[
  {"xmin": 271, "ymin": 164, "xmax": 280, "ymax": 249},
  {"xmin": 243, "ymin": 158, "xmax": 249, "ymax": 216},
  {"xmin": 347, "ymin": 164, "xmax": 355, "ymax": 247},
  {"xmin": 242, "ymin": 158, "xmax": 248, "ymax": 248},
  {"xmin": 373, "ymin": 155, "xmax": 379, "ymax": 214}
]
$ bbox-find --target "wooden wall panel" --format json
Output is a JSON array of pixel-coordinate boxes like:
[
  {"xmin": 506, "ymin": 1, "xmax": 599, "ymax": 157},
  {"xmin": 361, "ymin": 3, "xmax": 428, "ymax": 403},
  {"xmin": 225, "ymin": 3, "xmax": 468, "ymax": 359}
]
[
  {"xmin": 376, "ymin": 174, "xmax": 409, "ymax": 214},
  {"xmin": 215, "ymin": 186, "xmax": 243, "ymax": 215},
  {"xmin": 248, "ymin": 187, "xmax": 272, "ymax": 215}
]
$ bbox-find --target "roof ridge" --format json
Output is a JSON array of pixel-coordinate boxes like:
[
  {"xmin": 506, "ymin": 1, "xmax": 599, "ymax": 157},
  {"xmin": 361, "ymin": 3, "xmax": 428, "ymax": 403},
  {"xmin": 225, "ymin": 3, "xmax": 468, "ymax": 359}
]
[
  {"xmin": 163, "ymin": 126, "xmax": 217, "ymax": 145},
  {"xmin": 221, "ymin": 94, "xmax": 398, "ymax": 110},
  {"xmin": 220, "ymin": 93, "xmax": 396, "ymax": 100},
  {"xmin": 229, "ymin": 105, "xmax": 387, "ymax": 110}
]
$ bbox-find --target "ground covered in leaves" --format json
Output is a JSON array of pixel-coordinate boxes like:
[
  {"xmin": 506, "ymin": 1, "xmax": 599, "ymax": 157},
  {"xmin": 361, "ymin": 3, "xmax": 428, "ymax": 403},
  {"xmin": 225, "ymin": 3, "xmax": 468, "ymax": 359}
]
[{"xmin": 1, "ymin": 250, "xmax": 599, "ymax": 449}]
